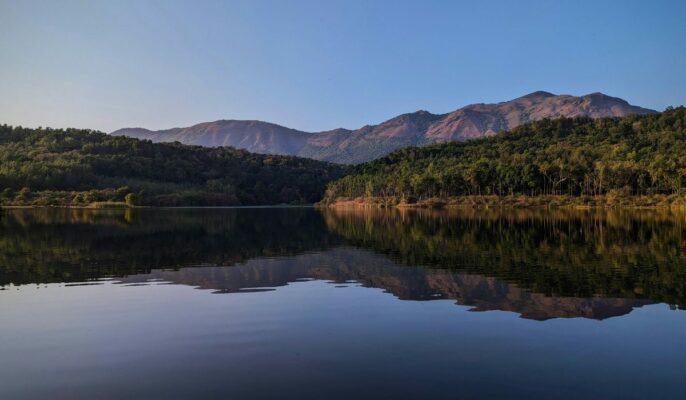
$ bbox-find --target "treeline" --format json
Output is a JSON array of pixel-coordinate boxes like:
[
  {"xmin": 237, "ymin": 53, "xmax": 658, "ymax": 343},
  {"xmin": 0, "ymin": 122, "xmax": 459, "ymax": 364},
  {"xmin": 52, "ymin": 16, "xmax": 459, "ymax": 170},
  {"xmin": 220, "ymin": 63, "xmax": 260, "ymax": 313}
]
[
  {"xmin": 0, "ymin": 125, "xmax": 344, "ymax": 206},
  {"xmin": 322, "ymin": 107, "xmax": 686, "ymax": 203}
]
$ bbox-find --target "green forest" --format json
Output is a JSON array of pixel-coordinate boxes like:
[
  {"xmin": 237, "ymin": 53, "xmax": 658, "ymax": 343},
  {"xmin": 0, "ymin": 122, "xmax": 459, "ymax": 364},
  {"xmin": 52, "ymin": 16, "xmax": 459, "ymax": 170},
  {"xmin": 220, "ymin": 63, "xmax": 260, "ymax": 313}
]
[
  {"xmin": 2, "ymin": 108, "xmax": 686, "ymax": 208},
  {"xmin": 0, "ymin": 125, "xmax": 344, "ymax": 206},
  {"xmin": 322, "ymin": 107, "xmax": 686, "ymax": 205}
]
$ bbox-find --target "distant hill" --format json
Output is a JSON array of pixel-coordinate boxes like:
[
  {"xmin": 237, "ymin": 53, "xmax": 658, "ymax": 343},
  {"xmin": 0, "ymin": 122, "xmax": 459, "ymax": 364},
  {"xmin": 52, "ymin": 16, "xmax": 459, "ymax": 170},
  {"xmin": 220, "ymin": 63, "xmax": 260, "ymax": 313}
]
[
  {"xmin": 112, "ymin": 92, "xmax": 656, "ymax": 164},
  {"xmin": 0, "ymin": 125, "xmax": 344, "ymax": 207},
  {"xmin": 115, "ymin": 121, "xmax": 312, "ymax": 155},
  {"xmin": 319, "ymin": 107, "xmax": 686, "ymax": 205}
]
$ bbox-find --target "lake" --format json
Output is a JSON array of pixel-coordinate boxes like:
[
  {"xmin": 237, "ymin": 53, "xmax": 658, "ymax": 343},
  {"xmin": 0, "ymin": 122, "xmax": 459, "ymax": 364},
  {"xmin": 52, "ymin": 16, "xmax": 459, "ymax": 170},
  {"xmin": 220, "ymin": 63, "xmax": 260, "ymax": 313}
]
[{"xmin": 1, "ymin": 207, "xmax": 685, "ymax": 399}]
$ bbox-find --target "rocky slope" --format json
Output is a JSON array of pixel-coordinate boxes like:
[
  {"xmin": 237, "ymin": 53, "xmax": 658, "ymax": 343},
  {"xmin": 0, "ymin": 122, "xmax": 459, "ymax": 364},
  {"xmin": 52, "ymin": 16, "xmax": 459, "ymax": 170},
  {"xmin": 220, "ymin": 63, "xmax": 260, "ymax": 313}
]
[{"xmin": 112, "ymin": 91, "xmax": 656, "ymax": 164}]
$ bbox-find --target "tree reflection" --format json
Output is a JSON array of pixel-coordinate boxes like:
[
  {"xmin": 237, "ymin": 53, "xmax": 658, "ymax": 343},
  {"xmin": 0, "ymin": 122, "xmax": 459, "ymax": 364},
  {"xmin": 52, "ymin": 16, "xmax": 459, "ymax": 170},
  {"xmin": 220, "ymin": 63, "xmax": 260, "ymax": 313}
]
[{"xmin": 0, "ymin": 207, "xmax": 684, "ymax": 319}]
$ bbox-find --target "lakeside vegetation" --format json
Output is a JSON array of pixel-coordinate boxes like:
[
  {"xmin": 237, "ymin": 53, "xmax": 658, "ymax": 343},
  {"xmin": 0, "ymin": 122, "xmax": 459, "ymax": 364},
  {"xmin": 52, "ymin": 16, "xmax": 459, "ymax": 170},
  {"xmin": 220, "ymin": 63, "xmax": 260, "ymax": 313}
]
[
  {"xmin": 326, "ymin": 194, "xmax": 686, "ymax": 209},
  {"xmin": 0, "ymin": 125, "xmax": 344, "ymax": 207},
  {"xmin": 321, "ymin": 107, "xmax": 686, "ymax": 207}
]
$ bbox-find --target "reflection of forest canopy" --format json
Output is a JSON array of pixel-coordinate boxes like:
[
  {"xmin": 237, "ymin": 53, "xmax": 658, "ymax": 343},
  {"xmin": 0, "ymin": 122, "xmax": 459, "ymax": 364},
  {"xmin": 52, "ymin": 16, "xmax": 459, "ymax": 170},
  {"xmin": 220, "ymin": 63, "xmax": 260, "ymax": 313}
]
[
  {"xmin": 0, "ymin": 125, "xmax": 344, "ymax": 206},
  {"xmin": 321, "ymin": 208, "xmax": 686, "ymax": 308},
  {"xmin": 2, "ymin": 208, "xmax": 685, "ymax": 310},
  {"xmin": 322, "ymin": 108, "xmax": 686, "ymax": 202},
  {"xmin": 0, "ymin": 208, "xmax": 341, "ymax": 285}
]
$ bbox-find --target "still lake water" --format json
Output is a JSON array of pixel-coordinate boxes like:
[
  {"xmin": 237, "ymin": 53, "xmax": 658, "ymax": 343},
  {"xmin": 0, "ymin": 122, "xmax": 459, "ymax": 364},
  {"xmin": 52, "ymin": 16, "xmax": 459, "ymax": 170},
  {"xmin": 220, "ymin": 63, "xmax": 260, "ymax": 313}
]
[{"xmin": 0, "ymin": 207, "xmax": 685, "ymax": 399}]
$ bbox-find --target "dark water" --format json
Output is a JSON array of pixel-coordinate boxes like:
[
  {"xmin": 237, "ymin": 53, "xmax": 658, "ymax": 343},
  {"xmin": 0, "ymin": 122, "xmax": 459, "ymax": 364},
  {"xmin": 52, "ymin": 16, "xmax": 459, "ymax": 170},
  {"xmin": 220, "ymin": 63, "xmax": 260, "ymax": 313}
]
[{"xmin": 1, "ymin": 208, "xmax": 685, "ymax": 399}]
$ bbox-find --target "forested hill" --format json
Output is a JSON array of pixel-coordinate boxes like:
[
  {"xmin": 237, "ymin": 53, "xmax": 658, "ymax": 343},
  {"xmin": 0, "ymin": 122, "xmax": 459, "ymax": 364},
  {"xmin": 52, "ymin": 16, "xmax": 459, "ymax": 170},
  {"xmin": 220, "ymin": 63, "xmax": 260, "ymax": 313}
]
[
  {"xmin": 0, "ymin": 125, "xmax": 344, "ymax": 206},
  {"xmin": 321, "ymin": 107, "xmax": 686, "ymax": 205}
]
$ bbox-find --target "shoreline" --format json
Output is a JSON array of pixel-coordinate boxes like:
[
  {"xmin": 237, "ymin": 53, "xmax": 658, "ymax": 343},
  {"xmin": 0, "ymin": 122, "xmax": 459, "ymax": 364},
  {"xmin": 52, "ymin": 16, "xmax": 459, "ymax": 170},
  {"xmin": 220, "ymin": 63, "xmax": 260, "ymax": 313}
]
[
  {"xmin": 5, "ymin": 195, "xmax": 686, "ymax": 210},
  {"xmin": 0, "ymin": 204, "xmax": 316, "ymax": 210},
  {"xmin": 319, "ymin": 195, "xmax": 686, "ymax": 209}
]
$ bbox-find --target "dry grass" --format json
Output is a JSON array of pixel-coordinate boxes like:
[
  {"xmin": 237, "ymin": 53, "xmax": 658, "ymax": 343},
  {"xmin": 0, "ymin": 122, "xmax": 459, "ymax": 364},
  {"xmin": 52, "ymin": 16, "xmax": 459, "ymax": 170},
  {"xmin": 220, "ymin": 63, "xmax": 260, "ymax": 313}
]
[{"xmin": 322, "ymin": 195, "xmax": 686, "ymax": 209}]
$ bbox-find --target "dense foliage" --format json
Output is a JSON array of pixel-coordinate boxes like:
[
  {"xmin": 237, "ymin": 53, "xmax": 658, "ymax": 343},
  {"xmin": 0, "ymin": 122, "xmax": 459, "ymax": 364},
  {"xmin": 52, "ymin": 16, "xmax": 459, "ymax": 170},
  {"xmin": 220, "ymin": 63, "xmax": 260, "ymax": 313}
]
[
  {"xmin": 322, "ymin": 108, "xmax": 686, "ymax": 202},
  {"xmin": 0, "ymin": 125, "xmax": 344, "ymax": 206}
]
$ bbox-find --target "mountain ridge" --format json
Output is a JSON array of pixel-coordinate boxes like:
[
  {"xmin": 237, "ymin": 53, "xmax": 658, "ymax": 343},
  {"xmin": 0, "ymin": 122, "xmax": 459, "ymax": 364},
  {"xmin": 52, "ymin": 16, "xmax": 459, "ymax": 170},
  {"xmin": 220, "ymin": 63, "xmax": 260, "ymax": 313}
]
[{"xmin": 112, "ymin": 92, "xmax": 657, "ymax": 164}]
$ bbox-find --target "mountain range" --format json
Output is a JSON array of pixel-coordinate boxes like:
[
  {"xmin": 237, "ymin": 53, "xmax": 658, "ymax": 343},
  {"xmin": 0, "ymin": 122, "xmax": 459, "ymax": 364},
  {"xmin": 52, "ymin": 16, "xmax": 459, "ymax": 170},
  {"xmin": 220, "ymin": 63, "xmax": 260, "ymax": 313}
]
[{"xmin": 111, "ymin": 91, "xmax": 656, "ymax": 164}]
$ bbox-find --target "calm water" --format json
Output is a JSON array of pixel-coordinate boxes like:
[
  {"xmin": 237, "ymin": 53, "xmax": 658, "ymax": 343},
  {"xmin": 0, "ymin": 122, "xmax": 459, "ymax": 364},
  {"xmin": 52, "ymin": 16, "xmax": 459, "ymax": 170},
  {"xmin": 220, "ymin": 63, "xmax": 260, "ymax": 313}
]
[{"xmin": 1, "ymin": 208, "xmax": 685, "ymax": 399}]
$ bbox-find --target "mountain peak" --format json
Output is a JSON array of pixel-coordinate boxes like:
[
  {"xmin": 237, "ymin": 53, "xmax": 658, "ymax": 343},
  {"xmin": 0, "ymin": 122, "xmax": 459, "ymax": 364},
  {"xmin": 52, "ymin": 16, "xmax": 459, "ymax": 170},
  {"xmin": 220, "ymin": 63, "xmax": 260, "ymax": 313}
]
[
  {"xmin": 581, "ymin": 92, "xmax": 638, "ymax": 108},
  {"xmin": 584, "ymin": 92, "xmax": 612, "ymax": 99},
  {"xmin": 519, "ymin": 91, "xmax": 556, "ymax": 100}
]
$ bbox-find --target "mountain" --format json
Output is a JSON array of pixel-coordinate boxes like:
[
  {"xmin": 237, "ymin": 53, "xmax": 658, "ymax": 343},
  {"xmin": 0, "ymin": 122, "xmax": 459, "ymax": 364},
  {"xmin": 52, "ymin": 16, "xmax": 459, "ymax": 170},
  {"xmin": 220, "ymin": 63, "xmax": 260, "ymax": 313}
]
[
  {"xmin": 112, "ymin": 92, "xmax": 656, "ymax": 164},
  {"xmin": 116, "ymin": 120, "xmax": 312, "ymax": 155}
]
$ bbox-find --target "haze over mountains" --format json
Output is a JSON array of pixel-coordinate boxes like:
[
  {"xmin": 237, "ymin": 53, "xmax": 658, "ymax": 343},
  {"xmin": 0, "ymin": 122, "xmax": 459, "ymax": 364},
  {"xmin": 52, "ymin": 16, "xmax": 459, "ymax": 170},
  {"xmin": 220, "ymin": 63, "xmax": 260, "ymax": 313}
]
[{"xmin": 112, "ymin": 91, "xmax": 656, "ymax": 164}]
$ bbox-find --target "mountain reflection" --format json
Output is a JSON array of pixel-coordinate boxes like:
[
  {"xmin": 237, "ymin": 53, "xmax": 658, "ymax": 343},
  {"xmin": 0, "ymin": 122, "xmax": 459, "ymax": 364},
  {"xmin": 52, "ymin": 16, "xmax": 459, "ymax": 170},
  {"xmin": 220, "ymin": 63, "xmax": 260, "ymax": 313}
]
[
  {"xmin": 0, "ymin": 207, "xmax": 684, "ymax": 320},
  {"xmin": 118, "ymin": 248, "xmax": 653, "ymax": 320},
  {"xmin": 321, "ymin": 208, "xmax": 686, "ymax": 311}
]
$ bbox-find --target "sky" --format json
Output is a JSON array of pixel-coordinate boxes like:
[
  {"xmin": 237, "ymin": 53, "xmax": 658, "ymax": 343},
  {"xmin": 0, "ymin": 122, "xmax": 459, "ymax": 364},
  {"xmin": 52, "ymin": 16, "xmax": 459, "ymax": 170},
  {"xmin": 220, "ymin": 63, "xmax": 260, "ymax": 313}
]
[{"xmin": 1, "ymin": 0, "xmax": 685, "ymax": 133}]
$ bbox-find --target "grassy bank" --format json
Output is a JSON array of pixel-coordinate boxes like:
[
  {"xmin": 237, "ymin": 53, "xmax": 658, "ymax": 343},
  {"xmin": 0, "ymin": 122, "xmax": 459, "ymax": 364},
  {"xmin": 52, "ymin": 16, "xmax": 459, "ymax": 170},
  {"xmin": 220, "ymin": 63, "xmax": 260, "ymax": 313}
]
[
  {"xmin": 86, "ymin": 201, "xmax": 131, "ymax": 209},
  {"xmin": 321, "ymin": 194, "xmax": 686, "ymax": 209},
  {"xmin": 0, "ymin": 188, "xmax": 312, "ymax": 208}
]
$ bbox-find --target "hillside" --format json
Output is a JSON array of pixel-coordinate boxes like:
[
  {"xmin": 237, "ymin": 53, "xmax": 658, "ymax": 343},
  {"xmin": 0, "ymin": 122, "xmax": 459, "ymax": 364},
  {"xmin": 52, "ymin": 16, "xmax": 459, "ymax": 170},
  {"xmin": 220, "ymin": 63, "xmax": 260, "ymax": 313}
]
[
  {"xmin": 0, "ymin": 125, "xmax": 344, "ymax": 206},
  {"xmin": 320, "ymin": 107, "xmax": 686, "ymax": 206},
  {"xmin": 113, "ymin": 91, "xmax": 656, "ymax": 164}
]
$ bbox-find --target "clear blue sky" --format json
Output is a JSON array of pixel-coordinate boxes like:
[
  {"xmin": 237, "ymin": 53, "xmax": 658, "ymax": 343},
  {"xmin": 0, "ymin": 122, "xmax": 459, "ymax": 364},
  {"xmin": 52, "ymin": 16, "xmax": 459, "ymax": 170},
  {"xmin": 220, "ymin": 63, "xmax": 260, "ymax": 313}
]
[{"xmin": 1, "ymin": 0, "xmax": 685, "ymax": 132}]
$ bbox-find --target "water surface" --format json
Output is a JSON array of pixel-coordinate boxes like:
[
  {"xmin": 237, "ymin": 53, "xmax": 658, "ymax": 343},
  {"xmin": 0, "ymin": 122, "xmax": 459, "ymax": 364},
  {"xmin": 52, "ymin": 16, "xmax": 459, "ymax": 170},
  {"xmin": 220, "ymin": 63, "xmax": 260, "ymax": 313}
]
[{"xmin": 1, "ymin": 208, "xmax": 685, "ymax": 399}]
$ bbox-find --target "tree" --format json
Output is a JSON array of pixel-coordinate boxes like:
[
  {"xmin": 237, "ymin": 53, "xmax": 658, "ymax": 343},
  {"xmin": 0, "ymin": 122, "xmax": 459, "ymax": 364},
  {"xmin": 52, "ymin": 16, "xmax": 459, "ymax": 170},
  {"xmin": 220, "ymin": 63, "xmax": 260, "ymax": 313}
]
[
  {"xmin": 125, "ymin": 193, "xmax": 136, "ymax": 207},
  {"xmin": 16, "ymin": 187, "xmax": 31, "ymax": 202}
]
